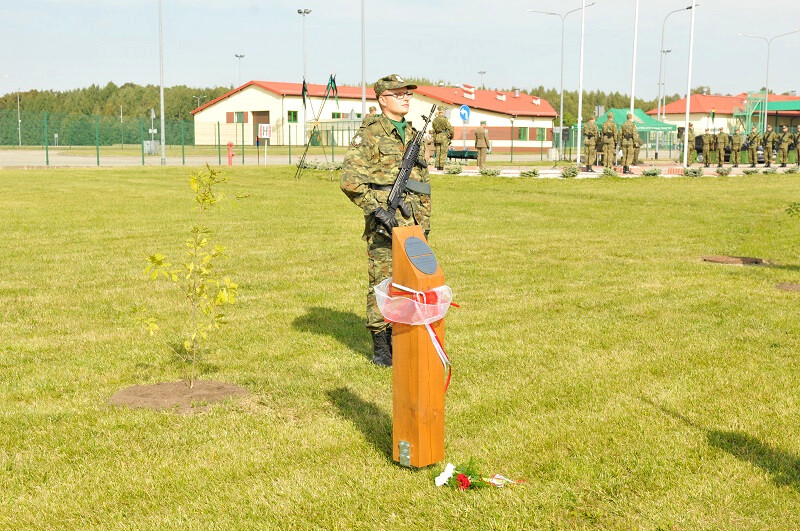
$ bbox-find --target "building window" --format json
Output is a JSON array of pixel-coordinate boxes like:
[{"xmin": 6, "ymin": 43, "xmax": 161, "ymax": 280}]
[
  {"xmin": 356, "ymin": 113, "xmax": 362, "ymax": 118},
  {"xmin": 517, "ymin": 127, "xmax": 529, "ymax": 141},
  {"xmin": 287, "ymin": 111, "xmax": 298, "ymax": 123},
  {"xmin": 536, "ymin": 128, "xmax": 546, "ymax": 141},
  {"xmin": 234, "ymin": 112, "xmax": 244, "ymax": 123},
  {"xmin": 332, "ymin": 112, "xmax": 342, "ymax": 119}
]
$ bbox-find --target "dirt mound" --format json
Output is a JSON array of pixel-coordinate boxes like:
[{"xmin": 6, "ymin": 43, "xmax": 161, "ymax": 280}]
[
  {"xmin": 702, "ymin": 255, "xmax": 764, "ymax": 266},
  {"xmin": 776, "ymin": 283, "xmax": 800, "ymax": 292},
  {"xmin": 110, "ymin": 380, "xmax": 249, "ymax": 413}
]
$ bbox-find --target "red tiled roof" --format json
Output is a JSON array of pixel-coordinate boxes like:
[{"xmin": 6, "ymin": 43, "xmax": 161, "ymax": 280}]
[
  {"xmin": 192, "ymin": 81, "xmax": 556, "ymax": 118},
  {"xmin": 414, "ymin": 86, "xmax": 557, "ymax": 118},
  {"xmin": 191, "ymin": 81, "xmax": 376, "ymax": 115},
  {"xmin": 647, "ymin": 92, "xmax": 800, "ymax": 116}
]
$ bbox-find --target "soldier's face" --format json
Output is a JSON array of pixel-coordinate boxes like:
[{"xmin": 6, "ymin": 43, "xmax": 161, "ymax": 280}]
[{"xmin": 378, "ymin": 90, "xmax": 411, "ymax": 120}]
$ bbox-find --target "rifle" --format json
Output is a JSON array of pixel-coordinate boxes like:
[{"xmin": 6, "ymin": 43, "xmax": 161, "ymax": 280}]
[{"xmin": 375, "ymin": 104, "xmax": 437, "ymax": 238}]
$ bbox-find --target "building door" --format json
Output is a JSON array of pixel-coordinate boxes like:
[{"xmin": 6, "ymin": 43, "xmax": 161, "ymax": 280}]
[{"xmin": 252, "ymin": 111, "xmax": 270, "ymax": 146}]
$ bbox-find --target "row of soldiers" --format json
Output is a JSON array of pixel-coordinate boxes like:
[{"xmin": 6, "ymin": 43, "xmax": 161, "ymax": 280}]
[
  {"xmin": 582, "ymin": 112, "xmax": 641, "ymax": 173},
  {"xmin": 684, "ymin": 124, "xmax": 799, "ymax": 168}
]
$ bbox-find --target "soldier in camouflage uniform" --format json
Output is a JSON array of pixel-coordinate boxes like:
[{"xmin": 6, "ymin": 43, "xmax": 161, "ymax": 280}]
[
  {"xmin": 583, "ymin": 116, "xmax": 598, "ymax": 172},
  {"xmin": 633, "ymin": 132, "xmax": 642, "ymax": 165},
  {"xmin": 701, "ymin": 129, "xmax": 713, "ymax": 167},
  {"xmin": 620, "ymin": 112, "xmax": 637, "ymax": 174},
  {"xmin": 432, "ymin": 106, "xmax": 454, "ymax": 170},
  {"xmin": 730, "ymin": 127, "xmax": 743, "ymax": 167},
  {"xmin": 679, "ymin": 124, "xmax": 696, "ymax": 165},
  {"xmin": 340, "ymin": 74, "xmax": 432, "ymax": 367},
  {"xmin": 778, "ymin": 124, "xmax": 792, "ymax": 167},
  {"xmin": 715, "ymin": 127, "xmax": 728, "ymax": 167},
  {"xmin": 362, "ymin": 105, "xmax": 380, "ymax": 127},
  {"xmin": 746, "ymin": 126, "xmax": 761, "ymax": 167},
  {"xmin": 795, "ymin": 130, "xmax": 800, "ymax": 167},
  {"xmin": 763, "ymin": 125, "xmax": 778, "ymax": 167},
  {"xmin": 601, "ymin": 112, "xmax": 618, "ymax": 168}
]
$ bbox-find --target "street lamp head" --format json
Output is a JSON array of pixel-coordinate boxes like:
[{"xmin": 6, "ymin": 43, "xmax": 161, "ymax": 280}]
[{"xmin": 298, "ymin": 8, "xmax": 311, "ymax": 15}]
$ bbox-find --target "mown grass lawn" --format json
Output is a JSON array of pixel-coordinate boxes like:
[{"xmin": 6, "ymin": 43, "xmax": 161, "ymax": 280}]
[{"xmin": 2, "ymin": 166, "xmax": 800, "ymax": 528}]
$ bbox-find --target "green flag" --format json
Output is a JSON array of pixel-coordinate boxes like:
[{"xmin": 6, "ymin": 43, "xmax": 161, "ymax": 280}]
[
  {"xmin": 327, "ymin": 74, "xmax": 339, "ymax": 108},
  {"xmin": 302, "ymin": 78, "xmax": 308, "ymax": 109}
]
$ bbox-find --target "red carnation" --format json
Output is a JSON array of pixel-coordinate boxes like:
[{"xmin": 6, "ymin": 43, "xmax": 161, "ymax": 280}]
[{"xmin": 456, "ymin": 473, "xmax": 470, "ymax": 490}]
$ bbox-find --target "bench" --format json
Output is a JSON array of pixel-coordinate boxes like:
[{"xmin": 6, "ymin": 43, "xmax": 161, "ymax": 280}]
[{"xmin": 447, "ymin": 149, "xmax": 478, "ymax": 162}]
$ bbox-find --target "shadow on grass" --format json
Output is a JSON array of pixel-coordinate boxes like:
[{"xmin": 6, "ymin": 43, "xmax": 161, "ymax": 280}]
[
  {"xmin": 639, "ymin": 396, "xmax": 800, "ymax": 491},
  {"xmin": 763, "ymin": 263, "xmax": 800, "ymax": 273},
  {"xmin": 327, "ymin": 386, "xmax": 392, "ymax": 462},
  {"xmin": 292, "ymin": 307, "xmax": 371, "ymax": 359}
]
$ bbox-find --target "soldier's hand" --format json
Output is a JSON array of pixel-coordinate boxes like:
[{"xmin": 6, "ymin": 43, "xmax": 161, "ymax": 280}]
[{"xmin": 372, "ymin": 207, "xmax": 398, "ymax": 234}]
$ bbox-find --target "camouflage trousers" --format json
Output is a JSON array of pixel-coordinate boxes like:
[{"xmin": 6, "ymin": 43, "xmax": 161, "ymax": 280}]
[
  {"xmin": 584, "ymin": 141, "xmax": 597, "ymax": 166},
  {"xmin": 702, "ymin": 147, "xmax": 710, "ymax": 164},
  {"xmin": 621, "ymin": 139, "xmax": 635, "ymax": 165},
  {"xmin": 686, "ymin": 147, "xmax": 696, "ymax": 164},
  {"xmin": 716, "ymin": 149, "xmax": 725, "ymax": 164},
  {"xmin": 434, "ymin": 143, "xmax": 448, "ymax": 168},
  {"xmin": 602, "ymin": 142, "xmax": 615, "ymax": 167},
  {"xmin": 778, "ymin": 146, "xmax": 789, "ymax": 164},
  {"xmin": 748, "ymin": 147, "xmax": 758, "ymax": 164},
  {"xmin": 366, "ymin": 233, "xmax": 392, "ymax": 332},
  {"xmin": 730, "ymin": 149, "xmax": 741, "ymax": 165}
]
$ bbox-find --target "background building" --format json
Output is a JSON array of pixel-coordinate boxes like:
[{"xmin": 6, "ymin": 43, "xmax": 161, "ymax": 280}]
[{"xmin": 192, "ymin": 81, "xmax": 556, "ymax": 154}]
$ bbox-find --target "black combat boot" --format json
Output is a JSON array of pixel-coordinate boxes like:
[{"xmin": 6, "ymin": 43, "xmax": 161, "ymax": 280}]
[
  {"xmin": 750, "ymin": 163, "xmax": 756, "ymax": 168},
  {"xmin": 781, "ymin": 163, "xmax": 787, "ymax": 167},
  {"xmin": 371, "ymin": 328, "xmax": 392, "ymax": 367}
]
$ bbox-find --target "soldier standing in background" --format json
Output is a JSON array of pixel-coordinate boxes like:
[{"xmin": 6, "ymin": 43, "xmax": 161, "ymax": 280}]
[
  {"xmin": 730, "ymin": 127, "xmax": 743, "ymax": 168},
  {"xmin": 432, "ymin": 106, "xmax": 454, "ymax": 170},
  {"xmin": 583, "ymin": 116, "xmax": 598, "ymax": 172},
  {"xmin": 701, "ymin": 128, "xmax": 713, "ymax": 167},
  {"xmin": 746, "ymin": 126, "xmax": 761, "ymax": 167},
  {"xmin": 474, "ymin": 120, "xmax": 491, "ymax": 169},
  {"xmin": 777, "ymin": 124, "xmax": 792, "ymax": 167},
  {"xmin": 715, "ymin": 127, "xmax": 728, "ymax": 168},
  {"xmin": 763, "ymin": 125, "xmax": 778, "ymax": 167},
  {"xmin": 340, "ymin": 74, "xmax": 432, "ymax": 367},
  {"xmin": 633, "ymin": 132, "xmax": 642, "ymax": 166},
  {"xmin": 794, "ymin": 129, "xmax": 800, "ymax": 167},
  {"xmin": 362, "ymin": 105, "xmax": 380, "ymax": 127},
  {"xmin": 601, "ymin": 112, "xmax": 618, "ymax": 168},
  {"xmin": 620, "ymin": 113, "xmax": 637, "ymax": 174},
  {"xmin": 680, "ymin": 124, "xmax": 696, "ymax": 165}
]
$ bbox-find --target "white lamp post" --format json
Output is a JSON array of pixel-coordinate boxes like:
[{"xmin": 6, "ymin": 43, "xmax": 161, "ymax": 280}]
[
  {"xmin": 681, "ymin": 3, "xmax": 697, "ymax": 168},
  {"xmin": 298, "ymin": 8, "xmax": 312, "ymax": 146},
  {"xmin": 526, "ymin": 2, "xmax": 596, "ymax": 162},
  {"xmin": 234, "ymin": 54, "xmax": 245, "ymax": 86},
  {"xmin": 737, "ymin": 29, "xmax": 800, "ymax": 134}
]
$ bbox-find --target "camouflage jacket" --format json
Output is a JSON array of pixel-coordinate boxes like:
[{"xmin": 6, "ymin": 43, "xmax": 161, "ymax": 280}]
[
  {"xmin": 620, "ymin": 120, "xmax": 637, "ymax": 141},
  {"xmin": 432, "ymin": 115, "xmax": 454, "ymax": 144},
  {"xmin": 763, "ymin": 131, "xmax": 778, "ymax": 147},
  {"xmin": 601, "ymin": 121, "xmax": 618, "ymax": 143},
  {"xmin": 778, "ymin": 132, "xmax": 794, "ymax": 148},
  {"xmin": 715, "ymin": 132, "xmax": 729, "ymax": 149},
  {"xmin": 702, "ymin": 134, "xmax": 714, "ymax": 148},
  {"xmin": 340, "ymin": 114, "xmax": 431, "ymax": 240},
  {"xmin": 583, "ymin": 122, "xmax": 599, "ymax": 145},
  {"xmin": 731, "ymin": 134, "xmax": 744, "ymax": 149}
]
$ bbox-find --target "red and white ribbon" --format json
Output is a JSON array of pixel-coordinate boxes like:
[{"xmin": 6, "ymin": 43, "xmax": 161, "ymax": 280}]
[{"xmin": 390, "ymin": 282, "xmax": 453, "ymax": 392}]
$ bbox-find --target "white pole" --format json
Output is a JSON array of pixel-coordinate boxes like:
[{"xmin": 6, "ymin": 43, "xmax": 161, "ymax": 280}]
[
  {"xmin": 630, "ymin": 0, "xmax": 639, "ymax": 114},
  {"xmin": 17, "ymin": 90, "xmax": 21, "ymax": 146},
  {"xmin": 559, "ymin": 16, "xmax": 565, "ymax": 161},
  {"xmin": 764, "ymin": 43, "xmax": 770, "ymax": 135},
  {"xmin": 361, "ymin": 0, "xmax": 366, "ymax": 118},
  {"xmin": 159, "ymin": 0, "xmax": 166, "ymax": 166},
  {"xmin": 682, "ymin": 3, "xmax": 697, "ymax": 168},
  {"xmin": 575, "ymin": 0, "xmax": 586, "ymax": 166}
]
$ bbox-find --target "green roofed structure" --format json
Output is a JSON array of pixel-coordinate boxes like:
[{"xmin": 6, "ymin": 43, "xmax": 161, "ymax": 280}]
[{"xmin": 594, "ymin": 108, "xmax": 676, "ymax": 133}]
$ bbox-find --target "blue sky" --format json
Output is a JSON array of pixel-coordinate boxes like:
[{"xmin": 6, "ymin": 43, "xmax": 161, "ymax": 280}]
[{"xmin": 1, "ymin": 0, "xmax": 798, "ymax": 100}]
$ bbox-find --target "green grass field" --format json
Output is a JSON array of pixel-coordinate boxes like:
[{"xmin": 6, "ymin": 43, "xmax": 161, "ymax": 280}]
[{"xmin": 3, "ymin": 166, "xmax": 800, "ymax": 528}]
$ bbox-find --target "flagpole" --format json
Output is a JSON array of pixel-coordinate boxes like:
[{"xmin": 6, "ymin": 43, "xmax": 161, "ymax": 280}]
[{"xmin": 295, "ymin": 81, "xmax": 334, "ymax": 179}]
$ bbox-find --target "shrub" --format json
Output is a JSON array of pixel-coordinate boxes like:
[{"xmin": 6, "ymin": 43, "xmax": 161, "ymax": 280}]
[
  {"xmin": 601, "ymin": 167, "xmax": 619, "ymax": 178},
  {"xmin": 742, "ymin": 169, "xmax": 759, "ymax": 175},
  {"xmin": 683, "ymin": 167, "xmax": 703, "ymax": 177},
  {"xmin": 641, "ymin": 168, "xmax": 662, "ymax": 177},
  {"xmin": 519, "ymin": 169, "xmax": 540, "ymax": 178},
  {"xmin": 295, "ymin": 159, "xmax": 318, "ymax": 169},
  {"xmin": 783, "ymin": 166, "xmax": 799, "ymax": 175},
  {"xmin": 715, "ymin": 167, "xmax": 732, "ymax": 176},
  {"xmin": 561, "ymin": 165, "xmax": 579, "ymax": 178},
  {"xmin": 762, "ymin": 167, "xmax": 777, "ymax": 175},
  {"xmin": 445, "ymin": 164, "xmax": 464, "ymax": 175},
  {"xmin": 479, "ymin": 167, "xmax": 501, "ymax": 177}
]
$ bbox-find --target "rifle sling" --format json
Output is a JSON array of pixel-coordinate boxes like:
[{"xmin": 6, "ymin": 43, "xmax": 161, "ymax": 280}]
[{"xmin": 369, "ymin": 180, "xmax": 431, "ymax": 195}]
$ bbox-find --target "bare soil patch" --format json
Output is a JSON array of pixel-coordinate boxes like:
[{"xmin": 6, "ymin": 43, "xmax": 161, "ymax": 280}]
[
  {"xmin": 110, "ymin": 380, "xmax": 250, "ymax": 413},
  {"xmin": 776, "ymin": 283, "xmax": 800, "ymax": 292},
  {"xmin": 702, "ymin": 255, "xmax": 764, "ymax": 266}
]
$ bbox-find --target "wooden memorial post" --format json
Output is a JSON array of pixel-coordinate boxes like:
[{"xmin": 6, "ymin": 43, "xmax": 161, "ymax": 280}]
[{"xmin": 391, "ymin": 225, "xmax": 446, "ymax": 468}]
